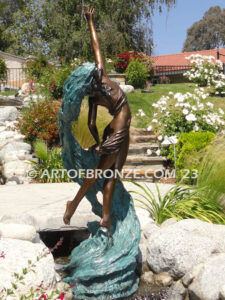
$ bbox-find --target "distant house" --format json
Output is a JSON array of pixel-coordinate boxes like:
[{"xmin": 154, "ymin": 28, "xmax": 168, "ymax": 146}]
[
  {"xmin": 0, "ymin": 51, "xmax": 31, "ymax": 89},
  {"xmin": 151, "ymin": 48, "xmax": 225, "ymax": 83}
]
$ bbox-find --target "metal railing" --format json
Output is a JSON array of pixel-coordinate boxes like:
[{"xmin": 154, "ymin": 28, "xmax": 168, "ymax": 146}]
[
  {"xmin": 153, "ymin": 65, "xmax": 191, "ymax": 76},
  {"xmin": 0, "ymin": 68, "xmax": 27, "ymax": 92}
]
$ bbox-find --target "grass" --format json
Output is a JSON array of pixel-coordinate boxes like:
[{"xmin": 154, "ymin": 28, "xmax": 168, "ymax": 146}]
[
  {"xmin": 72, "ymin": 99, "xmax": 112, "ymax": 149},
  {"xmin": 0, "ymin": 90, "xmax": 17, "ymax": 96},
  {"xmin": 127, "ymin": 83, "xmax": 225, "ymax": 128}
]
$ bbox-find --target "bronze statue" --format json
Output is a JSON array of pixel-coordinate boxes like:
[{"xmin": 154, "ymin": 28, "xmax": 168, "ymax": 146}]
[{"xmin": 63, "ymin": 7, "xmax": 131, "ymax": 236}]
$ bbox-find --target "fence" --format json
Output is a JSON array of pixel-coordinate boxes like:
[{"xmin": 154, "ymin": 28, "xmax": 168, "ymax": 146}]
[
  {"xmin": 0, "ymin": 68, "xmax": 27, "ymax": 92},
  {"xmin": 153, "ymin": 65, "xmax": 191, "ymax": 76}
]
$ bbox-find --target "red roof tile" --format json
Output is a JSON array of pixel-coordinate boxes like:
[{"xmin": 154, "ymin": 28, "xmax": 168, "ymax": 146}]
[{"xmin": 151, "ymin": 48, "xmax": 225, "ymax": 66}]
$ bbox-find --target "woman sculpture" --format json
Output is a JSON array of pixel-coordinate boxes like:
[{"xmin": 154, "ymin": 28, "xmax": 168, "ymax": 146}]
[{"xmin": 63, "ymin": 7, "xmax": 131, "ymax": 236}]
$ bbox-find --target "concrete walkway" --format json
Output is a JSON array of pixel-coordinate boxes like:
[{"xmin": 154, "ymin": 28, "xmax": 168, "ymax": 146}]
[{"xmin": 0, "ymin": 182, "xmax": 173, "ymax": 230}]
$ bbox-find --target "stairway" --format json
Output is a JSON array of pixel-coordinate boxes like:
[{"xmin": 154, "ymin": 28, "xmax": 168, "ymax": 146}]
[{"xmin": 122, "ymin": 128, "xmax": 167, "ymax": 182}]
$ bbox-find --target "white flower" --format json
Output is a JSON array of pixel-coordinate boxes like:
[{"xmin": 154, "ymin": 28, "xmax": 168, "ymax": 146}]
[
  {"xmin": 146, "ymin": 149, "xmax": 152, "ymax": 155},
  {"xmin": 168, "ymin": 91, "xmax": 174, "ymax": 95},
  {"xmin": 152, "ymin": 119, "xmax": 158, "ymax": 123},
  {"xmin": 193, "ymin": 124, "xmax": 199, "ymax": 131},
  {"xmin": 206, "ymin": 102, "xmax": 214, "ymax": 109},
  {"xmin": 186, "ymin": 113, "xmax": 197, "ymax": 122},
  {"xmin": 147, "ymin": 125, "xmax": 152, "ymax": 131},
  {"xmin": 157, "ymin": 135, "xmax": 163, "ymax": 141},
  {"xmin": 155, "ymin": 149, "xmax": 161, "ymax": 156},
  {"xmin": 219, "ymin": 108, "xmax": 224, "ymax": 115},
  {"xmin": 182, "ymin": 109, "xmax": 189, "ymax": 115}
]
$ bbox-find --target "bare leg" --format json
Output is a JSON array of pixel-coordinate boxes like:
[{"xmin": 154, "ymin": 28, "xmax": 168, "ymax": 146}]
[
  {"xmin": 63, "ymin": 152, "xmax": 117, "ymax": 225},
  {"xmin": 99, "ymin": 134, "xmax": 130, "ymax": 234},
  {"xmin": 100, "ymin": 175, "xmax": 116, "ymax": 235}
]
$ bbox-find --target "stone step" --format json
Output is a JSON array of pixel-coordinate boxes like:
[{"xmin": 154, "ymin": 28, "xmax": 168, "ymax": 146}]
[
  {"xmin": 132, "ymin": 135, "xmax": 158, "ymax": 143},
  {"xmin": 128, "ymin": 143, "xmax": 159, "ymax": 155},
  {"xmin": 125, "ymin": 155, "xmax": 167, "ymax": 166},
  {"xmin": 130, "ymin": 127, "xmax": 154, "ymax": 136}
]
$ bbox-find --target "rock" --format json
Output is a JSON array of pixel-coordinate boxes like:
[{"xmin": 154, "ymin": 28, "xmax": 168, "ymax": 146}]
[
  {"xmin": 137, "ymin": 243, "xmax": 147, "ymax": 273},
  {"xmin": 168, "ymin": 280, "xmax": 186, "ymax": 300},
  {"xmin": 0, "ymin": 131, "xmax": 17, "ymax": 149},
  {"xmin": 0, "ymin": 107, "xmax": 18, "ymax": 122},
  {"xmin": 188, "ymin": 253, "xmax": 225, "ymax": 300},
  {"xmin": 5, "ymin": 181, "xmax": 18, "ymax": 186},
  {"xmin": 0, "ymin": 214, "xmax": 38, "ymax": 229},
  {"xmin": 0, "ymin": 141, "xmax": 31, "ymax": 162},
  {"xmin": 0, "ymin": 238, "xmax": 58, "ymax": 298},
  {"xmin": 3, "ymin": 160, "xmax": 32, "ymax": 178},
  {"xmin": 143, "ymin": 221, "xmax": 160, "ymax": 239},
  {"xmin": 141, "ymin": 271, "xmax": 154, "ymax": 285},
  {"xmin": 147, "ymin": 219, "xmax": 225, "ymax": 279},
  {"xmin": 0, "ymin": 223, "xmax": 36, "ymax": 242},
  {"xmin": 19, "ymin": 82, "xmax": 30, "ymax": 96},
  {"xmin": 8, "ymin": 175, "xmax": 20, "ymax": 184},
  {"xmin": 120, "ymin": 84, "xmax": 134, "ymax": 93},
  {"xmin": 182, "ymin": 263, "xmax": 204, "ymax": 287},
  {"xmin": 220, "ymin": 285, "xmax": 225, "ymax": 300},
  {"xmin": 154, "ymin": 272, "xmax": 173, "ymax": 287},
  {"xmin": 161, "ymin": 218, "xmax": 177, "ymax": 228}
]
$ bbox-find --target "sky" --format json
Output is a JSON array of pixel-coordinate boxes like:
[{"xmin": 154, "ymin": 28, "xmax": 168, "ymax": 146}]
[{"xmin": 151, "ymin": 0, "xmax": 225, "ymax": 56}]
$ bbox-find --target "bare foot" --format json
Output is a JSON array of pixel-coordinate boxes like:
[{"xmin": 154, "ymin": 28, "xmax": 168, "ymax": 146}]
[
  {"xmin": 100, "ymin": 216, "xmax": 111, "ymax": 236},
  {"xmin": 63, "ymin": 201, "xmax": 73, "ymax": 225}
]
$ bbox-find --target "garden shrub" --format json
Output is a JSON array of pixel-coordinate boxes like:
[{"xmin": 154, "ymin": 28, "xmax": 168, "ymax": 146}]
[
  {"xmin": 114, "ymin": 51, "xmax": 140, "ymax": 73},
  {"xmin": 198, "ymin": 135, "xmax": 225, "ymax": 198},
  {"xmin": 151, "ymin": 89, "xmax": 225, "ymax": 137},
  {"xmin": 168, "ymin": 131, "xmax": 215, "ymax": 183},
  {"xmin": 31, "ymin": 140, "xmax": 71, "ymax": 183},
  {"xmin": 0, "ymin": 57, "xmax": 7, "ymax": 82},
  {"xmin": 131, "ymin": 182, "xmax": 225, "ymax": 225},
  {"xmin": 184, "ymin": 54, "xmax": 225, "ymax": 96},
  {"xmin": 19, "ymin": 100, "xmax": 61, "ymax": 147},
  {"xmin": 39, "ymin": 64, "xmax": 75, "ymax": 100},
  {"xmin": 25, "ymin": 54, "xmax": 53, "ymax": 80},
  {"xmin": 125, "ymin": 58, "xmax": 149, "ymax": 88}
]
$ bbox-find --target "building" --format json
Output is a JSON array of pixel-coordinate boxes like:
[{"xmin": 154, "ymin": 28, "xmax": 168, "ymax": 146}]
[
  {"xmin": 151, "ymin": 48, "xmax": 225, "ymax": 83},
  {"xmin": 0, "ymin": 51, "xmax": 31, "ymax": 90}
]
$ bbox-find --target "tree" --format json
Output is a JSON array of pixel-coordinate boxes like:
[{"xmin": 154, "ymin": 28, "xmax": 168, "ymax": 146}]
[
  {"xmin": 5, "ymin": 0, "xmax": 176, "ymax": 60},
  {"xmin": 183, "ymin": 6, "xmax": 225, "ymax": 52},
  {"xmin": 0, "ymin": 0, "xmax": 26, "ymax": 51}
]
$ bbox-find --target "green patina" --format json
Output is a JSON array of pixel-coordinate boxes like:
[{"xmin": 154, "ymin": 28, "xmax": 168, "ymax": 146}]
[{"xmin": 58, "ymin": 63, "xmax": 141, "ymax": 299}]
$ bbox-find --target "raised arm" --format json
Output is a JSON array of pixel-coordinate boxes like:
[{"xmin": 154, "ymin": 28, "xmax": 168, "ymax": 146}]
[{"xmin": 85, "ymin": 7, "xmax": 106, "ymax": 75}]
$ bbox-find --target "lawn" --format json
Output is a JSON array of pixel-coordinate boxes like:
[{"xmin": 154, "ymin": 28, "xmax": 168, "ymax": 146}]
[
  {"xmin": 127, "ymin": 83, "xmax": 225, "ymax": 128},
  {"xmin": 0, "ymin": 90, "xmax": 17, "ymax": 96}
]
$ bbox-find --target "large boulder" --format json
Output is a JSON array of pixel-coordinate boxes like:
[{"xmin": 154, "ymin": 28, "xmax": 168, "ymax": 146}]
[
  {"xmin": 0, "ymin": 131, "xmax": 24, "ymax": 150},
  {"xmin": 188, "ymin": 254, "xmax": 225, "ymax": 300},
  {"xmin": 3, "ymin": 160, "xmax": 32, "ymax": 178},
  {"xmin": 0, "ymin": 223, "xmax": 36, "ymax": 242},
  {"xmin": 0, "ymin": 107, "xmax": 18, "ymax": 122},
  {"xmin": 0, "ymin": 238, "xmax": 59, "ymax": 298},
  {"xmin": 147, "ymin": 219, "xmax": 225, "ymax": 279},
  {"xmin": 120, "ymin": 84, "xmax": 134, "ymax": 94},
  {"xmin": 0, "ymin": 141, "xmax": 31, "ymax": 162}
]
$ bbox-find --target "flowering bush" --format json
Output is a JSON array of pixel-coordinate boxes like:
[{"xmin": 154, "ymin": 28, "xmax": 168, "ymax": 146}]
[
  {"xmin": 168, "ymin": 131, "xmax": 215, "ymax": 183},
  {"xmin": 25, "ymin": 55, "xmax": 53, "ymax": 80},
  {"xmin": 19, "ymin": 100, "xmax": 61, "ymax": 146},
  {"xmin": 184, "ymin": 54, "xmax": 225, "ymax": 95},
  {"xmin": 151, "ymin": 89, "xmax": 225, "ymax": 137},
  {"xmin": 38, "ymin": 64, "xmax": 75, "ymax": 100},
  {"xmin": 114, "ymin": 51, "xmax": 140, "ymax": 73},
  {"xmin": 125, "ymin": 58, "xmax": 149, "ymax": 88}
]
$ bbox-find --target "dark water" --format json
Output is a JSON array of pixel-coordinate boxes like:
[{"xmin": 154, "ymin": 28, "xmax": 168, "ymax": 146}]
[{"xmin": 55, "ymin": 257, "xmax": 169, "ymax": 300}]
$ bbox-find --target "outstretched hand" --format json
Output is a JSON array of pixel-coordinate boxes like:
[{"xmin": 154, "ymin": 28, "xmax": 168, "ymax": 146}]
[{"xmin": 84, "ymin": 7, "xmax": 94, "ymax": 21}]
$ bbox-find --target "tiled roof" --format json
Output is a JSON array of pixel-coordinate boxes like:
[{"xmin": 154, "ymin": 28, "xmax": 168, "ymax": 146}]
[{"xmin": 151, "ymin": 48, "xmax": 225, "ymax": 66}]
